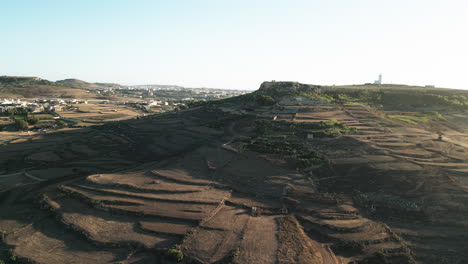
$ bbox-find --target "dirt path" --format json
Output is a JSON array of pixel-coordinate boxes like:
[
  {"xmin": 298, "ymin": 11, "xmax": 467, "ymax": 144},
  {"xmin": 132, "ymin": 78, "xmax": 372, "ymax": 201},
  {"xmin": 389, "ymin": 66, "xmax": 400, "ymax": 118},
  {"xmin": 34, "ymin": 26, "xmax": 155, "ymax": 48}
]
[
  {"xmin": 221, "ymin": 121, "xmax": 240, "ymax": 153},
  {"xmin": 318, "ymin": 244, "xmax": 343, "ymax": 264},
  {"xmin": 182, "ymin": 206, "xmax": 250, "ymax": 263},
  {"xmin": 0, "ymin": 170, "xmax": 25, "ymax": 178},
  {"xmin": 235, "ymin": 216, "xmax": 278, "ymax": 264}
]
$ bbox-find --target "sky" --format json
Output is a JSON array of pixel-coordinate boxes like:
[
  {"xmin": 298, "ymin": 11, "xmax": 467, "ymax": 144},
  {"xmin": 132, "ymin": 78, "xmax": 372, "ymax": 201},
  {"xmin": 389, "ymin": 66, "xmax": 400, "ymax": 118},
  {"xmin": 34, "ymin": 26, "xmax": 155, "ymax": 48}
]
[{"xmin": 1, "ymin": 0, "xmax": 467, "ymax": 90}]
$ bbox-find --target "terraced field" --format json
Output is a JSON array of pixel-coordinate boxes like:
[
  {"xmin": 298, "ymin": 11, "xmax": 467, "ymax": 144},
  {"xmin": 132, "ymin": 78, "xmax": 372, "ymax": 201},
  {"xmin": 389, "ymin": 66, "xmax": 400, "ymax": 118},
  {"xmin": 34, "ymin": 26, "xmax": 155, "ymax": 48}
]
[
  {"xmin": 1, "ymin": 81, "xmax": 467, "ymax": 263},
  {"xmin": 279, "ymin": 100, "xmax": 468, "ymax": 263}
]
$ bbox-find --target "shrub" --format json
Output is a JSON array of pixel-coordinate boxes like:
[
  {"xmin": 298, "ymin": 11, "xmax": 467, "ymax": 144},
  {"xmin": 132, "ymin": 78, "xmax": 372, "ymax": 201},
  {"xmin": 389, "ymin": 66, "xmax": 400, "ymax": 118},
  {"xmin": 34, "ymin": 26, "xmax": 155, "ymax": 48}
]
[
  {"xmin": 5, "ymin": 108, "xmax": 17, "ymax": 116},
  {"xmin": 428, "ymin": 111, "xmax": 445, "ymax": 121},
  {"xmin": 15, "ymin": 119, "xmax": 28, "ymax": 130},
  {"xmin": 324, "ymin": 119, "xmax": 340, "ymax": 127},
  {"xmin": 55, "ymin": 120, "xmax": 67, "ymax": 128},
  {"xmin": 187, "ymin": 100, "xmax": 208, "ymax": 108},
  {"xmin": 26, "ymin": 115, "xmax": 39, "ymax": 125},
  {"xmin": 256, "ymin": 94, "xmax": 276, "ymax": 106},
  {"xmin": 165, "ymin": 248, "xmax": 184, "ymax": 263}
]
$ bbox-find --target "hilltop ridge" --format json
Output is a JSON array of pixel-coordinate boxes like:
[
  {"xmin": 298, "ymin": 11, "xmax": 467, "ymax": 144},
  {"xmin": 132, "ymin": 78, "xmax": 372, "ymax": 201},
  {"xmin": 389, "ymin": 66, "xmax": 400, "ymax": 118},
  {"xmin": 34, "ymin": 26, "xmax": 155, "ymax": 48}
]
[
  {"xmin": 0, "ymin": 76, "xmax": 92, "ymax": 98},
  {"xmin": 56, "ymin": 78, "xmax": 123, "ymax": 89}
]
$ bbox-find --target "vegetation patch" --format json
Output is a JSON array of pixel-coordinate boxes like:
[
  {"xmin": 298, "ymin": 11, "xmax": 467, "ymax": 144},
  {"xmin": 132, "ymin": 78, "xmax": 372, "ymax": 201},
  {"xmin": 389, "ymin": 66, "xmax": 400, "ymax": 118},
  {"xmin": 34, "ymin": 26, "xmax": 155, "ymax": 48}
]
[
  {"xmin": 245, "ymin": 119, "xmax": 351, "ymax": 167},
  {"xmin": 25, "ymin": 115, "xmax": 39, "ymax": 125},
  {"xmin": 254, "ymin": 119, "xmax": 356, "ymax": 138},
  {"xmin": 14, "ymin": 119, "xmax": 28, "ymax": 130},
  {"xmin": 297, "ymin": 88, "xmax": 468, "ymax": 110},
  {"xmin": 164, "ymin": 248, "xmax": 184, "ymax": 263},
  {"xmin": 247, "ymin": 137, "xmax": 327, "ymax": 167},
  {"xmin": 297, "ymin": 92, "xmax": 334, "ymax": 103},
  {"xmin": 353, "ymin": 190, "xmax": 423, "ymax": 216},
  {"xmin": 55, "ymin": 120, "xmax": 68, "ymax": 128},
  {"xmin": 32, "ymin": 113, "xmax": 55, "ymax": 120},
  {"xmin": 87, "ymin": 114, "xmax": 128, "ymax": 120},
  {"xmin": 255, "ymin": 94, "xmax": 276, "ymax": 106},
  {"xmin": 387, "ymin": 112, "xmax": 445, "ymax": 124},
  {"xmin": 216, "ymin": 92, "xmax": 277, "ymax": 107}
]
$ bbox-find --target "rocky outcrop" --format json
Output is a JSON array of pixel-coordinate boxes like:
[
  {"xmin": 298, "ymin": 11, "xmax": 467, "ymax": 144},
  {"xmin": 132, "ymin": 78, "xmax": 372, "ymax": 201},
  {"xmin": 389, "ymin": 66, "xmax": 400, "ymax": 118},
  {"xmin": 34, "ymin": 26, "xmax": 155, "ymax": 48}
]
[{"xmin": 257, "ymin": 81, "xmax": 323, "ymax": 96}]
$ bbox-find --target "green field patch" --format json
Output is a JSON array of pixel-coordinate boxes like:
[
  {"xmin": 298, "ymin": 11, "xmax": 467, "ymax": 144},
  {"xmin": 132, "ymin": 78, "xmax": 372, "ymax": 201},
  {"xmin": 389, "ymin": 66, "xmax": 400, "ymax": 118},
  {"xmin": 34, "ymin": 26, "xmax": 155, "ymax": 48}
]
[
  {"xmin": 86, "ymin": 114, "xmax": 128, "ymax": 120},
  {"xmin": 387, "ymin": 112, "xmax": 445, "ymax": 124},
  {"xmin": 12, "ymin": 115, "xmax": 26, "ymax": 120},
  {"xmin": 254, "ymin": 119, "xmax": 356, "ymax": 138},
  {"xmin": 32, "ymin": 114, "xmax": 55, "ymax": 120},
  {"xmin": 297, "ymin": 92, "xmax": 334, "ymax": 103}
]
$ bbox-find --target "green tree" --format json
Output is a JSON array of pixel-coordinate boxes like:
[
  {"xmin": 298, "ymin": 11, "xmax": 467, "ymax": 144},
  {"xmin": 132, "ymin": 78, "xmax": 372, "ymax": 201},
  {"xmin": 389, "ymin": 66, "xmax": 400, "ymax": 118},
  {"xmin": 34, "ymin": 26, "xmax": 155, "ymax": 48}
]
[
  {"xmin": 6, "ymin": 108, "xmax": 17, "ymax": 116},
  {"xmin": 165, "ymin": 249, "xmax": 184, "ymax": 263},
  {"xmin": 26, "ymin": 115, "xmax": 39, "ymax": 125},
  {"xmin": 15, "ymin": 119, "xmax": 28, "ymax": 130},
  {"xmin": 55, "ymin": 120, "xmax": 67, "ymax": 128},
  {"xmin": 256, "ymin": 95, "xmax": 276, "ymax": 106}
]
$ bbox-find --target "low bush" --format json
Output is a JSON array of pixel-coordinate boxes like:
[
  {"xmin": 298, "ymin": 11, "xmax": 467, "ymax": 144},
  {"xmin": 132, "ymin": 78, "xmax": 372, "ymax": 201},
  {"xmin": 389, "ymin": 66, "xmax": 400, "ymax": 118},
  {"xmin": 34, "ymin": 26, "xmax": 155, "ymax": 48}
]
[
  {"xmin": 55, "ymin": 120, "xmax": 67, "ymax": 128},
  {"xmin": 25, "ymin": 115, "xmax": 39, "ymax": 125},
  {"xmin": 15, "ymin": 119, "xmax": 28, "ymax": 130},
  {"xmin": 165, "ymin": 248, "xmax": 184, "ymax": 263},
  {"xmin": 255, "ymin": 94, "xmax": 276, "ymax": 106}
]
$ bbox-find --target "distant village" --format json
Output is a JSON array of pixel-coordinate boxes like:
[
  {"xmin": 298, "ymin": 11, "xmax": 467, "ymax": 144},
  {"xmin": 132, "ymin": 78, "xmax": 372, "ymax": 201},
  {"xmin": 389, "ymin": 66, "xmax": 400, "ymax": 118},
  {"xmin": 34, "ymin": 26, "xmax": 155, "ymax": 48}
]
[
  {"xmin": 0, "ymin": 98, "xmax": 88, "ymax": 114},
  {"xmin": 0, "ymin": 85, "xmax": 249, "ymax": 115},
  {"xmin": 95, "ymin": 85, "xmax": 247, "ymax": 99}
]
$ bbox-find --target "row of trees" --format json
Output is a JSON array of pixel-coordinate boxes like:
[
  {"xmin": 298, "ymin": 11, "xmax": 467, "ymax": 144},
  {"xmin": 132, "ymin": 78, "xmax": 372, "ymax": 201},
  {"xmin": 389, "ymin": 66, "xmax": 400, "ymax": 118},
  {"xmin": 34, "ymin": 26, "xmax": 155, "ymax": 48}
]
[
  {"xmin": 1, "ymin": 107, "xmax": 29, "ymax": 116},
  {"xmin": 14, "ymin": 117, "xmax": 66, "ymax": 130}
]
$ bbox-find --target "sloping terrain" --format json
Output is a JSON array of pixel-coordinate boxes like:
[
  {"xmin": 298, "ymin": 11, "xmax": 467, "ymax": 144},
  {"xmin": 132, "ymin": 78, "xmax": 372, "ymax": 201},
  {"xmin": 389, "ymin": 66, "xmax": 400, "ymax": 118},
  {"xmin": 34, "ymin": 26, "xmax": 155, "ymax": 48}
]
[
  {"xmin": 1, "ymin": 81, "xmax": 467, "ymax": 263},
  {"xmin": 0, "ymin": 76, "xmax": 93, "ymax": 98},
  {"xmin": 56, "ymin": 79, "xmax": 123, "ymax": 90}
]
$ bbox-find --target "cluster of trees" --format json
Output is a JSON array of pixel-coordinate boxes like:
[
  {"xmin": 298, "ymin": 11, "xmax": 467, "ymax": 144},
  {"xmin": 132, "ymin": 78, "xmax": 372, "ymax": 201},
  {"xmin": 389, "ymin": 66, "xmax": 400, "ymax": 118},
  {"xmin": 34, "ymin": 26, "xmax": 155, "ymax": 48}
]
[
  {"xmin": 14, "ymin": 118, "xmax": 67, "ymax": 130},
  {"xmin": 1, "ymin": 107, "xmax": 29, "ymax": 116},
  {"xmin": 14, "ymin": 115, "xmax": 38, "ymax": 130},
  {"xmin": 11, "ymin": 114, "xmax": 70, "ymax": 131},
  {"xmin": 255, "ymin": 94, "xmax": 275, "ymax": 106},
  {"xmin": 1, "ymin": 106, "xmax": 68, "ymax": 130}
]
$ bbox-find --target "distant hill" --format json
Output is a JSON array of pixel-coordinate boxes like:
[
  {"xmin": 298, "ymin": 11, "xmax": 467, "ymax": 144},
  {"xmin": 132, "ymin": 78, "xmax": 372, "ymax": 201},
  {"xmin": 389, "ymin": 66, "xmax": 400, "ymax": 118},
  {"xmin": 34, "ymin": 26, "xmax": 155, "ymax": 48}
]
[
  {"xmin": 0, "ymin": 76, "xmax": 49, "ymax": 84},
  {"xmin": 129, "ymin": 84, "xmax": 185, "ymax": 90},
  {"xmin": 56, "ymin": 78, "xmax": 123, "ymax": 89},
  {"xmin": 0, "ymin": 76, "xmax": 93, "ymax": 98}
]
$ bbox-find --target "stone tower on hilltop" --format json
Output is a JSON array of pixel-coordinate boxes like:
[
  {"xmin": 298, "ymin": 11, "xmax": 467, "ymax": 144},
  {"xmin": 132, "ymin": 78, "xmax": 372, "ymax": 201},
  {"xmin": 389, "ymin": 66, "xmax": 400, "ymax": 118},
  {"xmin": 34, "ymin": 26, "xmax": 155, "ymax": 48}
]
[{"xmin": 374, "ymin": 74, "xmax": 382, "ymax": 85}]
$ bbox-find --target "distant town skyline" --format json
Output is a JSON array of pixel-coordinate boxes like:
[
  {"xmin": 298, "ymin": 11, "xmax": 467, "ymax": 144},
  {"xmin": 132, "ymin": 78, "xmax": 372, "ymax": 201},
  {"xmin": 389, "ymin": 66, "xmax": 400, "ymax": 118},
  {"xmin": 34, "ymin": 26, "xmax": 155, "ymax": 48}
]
[{"xmin": 1, "ymin": 0, "xmax": 467, "ymax": 90}]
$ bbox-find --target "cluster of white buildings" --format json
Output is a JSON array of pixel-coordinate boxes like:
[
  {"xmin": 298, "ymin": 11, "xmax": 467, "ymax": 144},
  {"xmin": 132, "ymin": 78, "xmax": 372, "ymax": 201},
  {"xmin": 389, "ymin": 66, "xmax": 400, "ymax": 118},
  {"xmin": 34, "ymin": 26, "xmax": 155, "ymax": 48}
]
[{"xmin": 0, "ymin": 98, "xmax": 88, "ymax": 114}]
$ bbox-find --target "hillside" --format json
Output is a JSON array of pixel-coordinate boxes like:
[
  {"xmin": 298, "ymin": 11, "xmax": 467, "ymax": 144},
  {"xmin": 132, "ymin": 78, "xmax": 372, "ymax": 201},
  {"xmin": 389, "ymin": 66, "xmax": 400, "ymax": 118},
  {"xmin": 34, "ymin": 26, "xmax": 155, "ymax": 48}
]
[
  {"xmin": 0, "ymin": 76, "xmax": 93, "ymax": 98},
  {"xmin": 56, "ymin": 78, "xmax": 123, "ymax": 90},
  {"xmin": 0, "ymin": 81, "xmax": 467, "ymax": 264}
]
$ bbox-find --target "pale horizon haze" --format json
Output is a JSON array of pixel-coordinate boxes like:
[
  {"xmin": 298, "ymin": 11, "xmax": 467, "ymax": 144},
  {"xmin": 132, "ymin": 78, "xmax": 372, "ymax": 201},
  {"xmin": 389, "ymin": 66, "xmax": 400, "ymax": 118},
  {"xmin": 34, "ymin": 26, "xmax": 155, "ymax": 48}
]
[{"xmin": 1, "ymin": 0, "xmax": 467, "ymax": 90}]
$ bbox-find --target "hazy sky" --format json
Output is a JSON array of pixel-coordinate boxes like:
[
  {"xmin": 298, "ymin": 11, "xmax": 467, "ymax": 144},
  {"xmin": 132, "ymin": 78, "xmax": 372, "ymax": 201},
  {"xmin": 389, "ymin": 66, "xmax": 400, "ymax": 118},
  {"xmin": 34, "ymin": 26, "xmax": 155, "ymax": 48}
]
[{"xmin": 1, "ymin": 0, "xmax": 467, "ymax": 90}]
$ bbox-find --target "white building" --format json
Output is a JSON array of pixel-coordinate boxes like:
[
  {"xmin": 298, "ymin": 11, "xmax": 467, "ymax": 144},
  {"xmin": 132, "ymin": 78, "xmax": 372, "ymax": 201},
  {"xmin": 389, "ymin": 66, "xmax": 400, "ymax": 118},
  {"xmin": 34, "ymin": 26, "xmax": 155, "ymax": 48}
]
[{"xmin": 374, "ymin": 74, "xmax": 382, "ymax": 85}]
